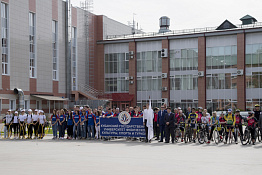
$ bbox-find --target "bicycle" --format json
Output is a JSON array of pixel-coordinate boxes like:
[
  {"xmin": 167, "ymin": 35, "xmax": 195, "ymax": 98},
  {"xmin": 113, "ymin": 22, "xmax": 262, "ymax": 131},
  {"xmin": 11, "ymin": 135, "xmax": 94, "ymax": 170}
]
[
  {"xmin": 198, "ymin": 123, "xmax": 208, "ymax": 144},
  {"xmin": 213, "ymin": 124, "xmax": 225, "ymax": 144},
  {"xmin": 225, "ymin": 124, "xmax": 235, "ymax": 144},
  {"xmin": 184, "ymin": 123, "xmax": 193, "ymax": 143},
  {"xmin": 174, "ymin": 122, "xmax": 185, "ymax": 142},
  {"xmin": 241, "ymin": 124, "xmax": 252, "ymax": 145},
  {"xmin": 255, "ymin": 127, "xmax": 261, "ymax": 142}
]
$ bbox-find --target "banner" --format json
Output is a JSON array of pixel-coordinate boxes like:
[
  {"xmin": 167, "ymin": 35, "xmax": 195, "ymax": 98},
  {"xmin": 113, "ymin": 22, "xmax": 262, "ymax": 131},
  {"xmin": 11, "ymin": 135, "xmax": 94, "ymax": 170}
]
[{"xmin": 100, "ymin": 112, "xmax": 146, "ymax": 138}]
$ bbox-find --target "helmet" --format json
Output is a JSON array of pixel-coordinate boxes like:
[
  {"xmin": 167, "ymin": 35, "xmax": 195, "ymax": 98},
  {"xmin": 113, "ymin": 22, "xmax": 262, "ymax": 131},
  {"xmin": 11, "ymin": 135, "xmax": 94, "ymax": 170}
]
[
  {"xmin": 235, "ymin": 109, "xmax": 240, "ymax": 112},
  {"xmin": 228, "ymin": 108, "xmax": 232, "ymax": 112},
  {"xmin": 255, "ymin": 104, "xmax": 260, "ymax": 107}
]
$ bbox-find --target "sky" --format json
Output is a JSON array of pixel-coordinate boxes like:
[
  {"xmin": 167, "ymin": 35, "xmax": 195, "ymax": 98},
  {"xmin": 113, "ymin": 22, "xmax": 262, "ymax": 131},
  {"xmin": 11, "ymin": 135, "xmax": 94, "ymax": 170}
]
[{"xmin": 71, "ymin": 0, "xmax": 262, "ymax": 33}]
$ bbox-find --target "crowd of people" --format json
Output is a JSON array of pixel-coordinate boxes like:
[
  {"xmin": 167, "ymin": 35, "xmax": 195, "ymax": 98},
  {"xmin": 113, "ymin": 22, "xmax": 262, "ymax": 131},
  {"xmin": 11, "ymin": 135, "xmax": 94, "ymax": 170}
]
[{"xmin": 1, "ymin": 102, "xmax": 262, "ymax": 145}]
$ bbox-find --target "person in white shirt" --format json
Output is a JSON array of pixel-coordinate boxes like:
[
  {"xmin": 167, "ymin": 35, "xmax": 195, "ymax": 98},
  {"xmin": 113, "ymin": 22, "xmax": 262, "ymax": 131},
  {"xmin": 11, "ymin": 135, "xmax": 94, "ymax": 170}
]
[
  {"xmin": 204, "ymin": 109, "xmax": 211, "ymax": 123},
  {"xmin": 201, "ymin": 112, "xmax": 209, "ymax": 135},
  {"xmin": 143, "ymin": 96, "xmax": 154, "ymax": 143},
  {"xmin": 26, "ymin": 109, "xmax": 33, "ymax": 139},
  {"xmin": 11, "ymin": 111, "xmax": 19, "ymax": 139},
  {"xmin": 18, "ymin": 109, "xmax": 27, "ymax": 139},
  {"xmin": 38, "ymin": 110, "xmax": 46, "ymax": 139},
  {"xmin": 32, "ymin": 109, "xmax": 39, "ymax": 139},
  {"xmin": 3, "ymin": 110, "xmax": 12, "ymax": 139}
]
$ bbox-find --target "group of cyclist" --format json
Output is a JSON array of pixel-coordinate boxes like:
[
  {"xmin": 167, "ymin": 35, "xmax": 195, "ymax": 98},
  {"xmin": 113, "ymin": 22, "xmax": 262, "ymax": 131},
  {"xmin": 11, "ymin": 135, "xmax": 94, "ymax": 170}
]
[{"xmin": 166, "ymin": 105, "xmax": 262, "ymax": 145}]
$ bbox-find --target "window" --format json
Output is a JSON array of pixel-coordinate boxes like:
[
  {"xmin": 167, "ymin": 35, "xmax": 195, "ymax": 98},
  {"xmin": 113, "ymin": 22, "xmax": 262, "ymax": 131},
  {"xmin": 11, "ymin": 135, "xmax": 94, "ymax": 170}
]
[
  {"xmin": 72, "ymin": 27, "xmax": 77, "ymax": 90},
  {"xmin": 105, "ymin": 53, "xmax": 129, "ymax": 74},
  {"xmin": 52, "ymin": 20, "xmax": 58, "ymax": 80},
  {"xmin": 206, "ymin": 73, "xmax": 237, "ymax": 90},
  {"xmin": 9, "ymin": 100, "xmax": 16, "ymax": 111},
  {"xmin": 0, "ymin": 99, "xmax": 2, "ymax": 111},
  {"xmin": 170, "ymin": 75, "xmax": 198, "ymax": 90},
  {"xmin": 105, "ymin": 77, "xmax": 129, "ymax": 93},
  {"xmin": 29, "ymin": 12, "xmax": 36, "ymax": 78},
  {"xmin": 137, "ymin": 76, "xmax": 162, "ymax": 91},
  {"xmin": 1, "ymin": 3, "xmax": 8, "ymax": 75},
  {"xmin": 246, "ymin": 72, "xmax": 262, "ymax": 89},
  {"xmin": 170, "ymin": 48, "xmax": 198, "ymax": 71},
  {"xmin": 206, "ymin": 46, "xmax": 237, "ymax": 69},
  {"xmin": 136, "ymin": 51, "xmax": 162, "ymax": 73},
  {"xmin": 24, "ymin": 100, "xmax": 30, "ymax": 110},
  {"xmin": 36, "ymin": 100, "xmax": 41, "ymax": 109}
]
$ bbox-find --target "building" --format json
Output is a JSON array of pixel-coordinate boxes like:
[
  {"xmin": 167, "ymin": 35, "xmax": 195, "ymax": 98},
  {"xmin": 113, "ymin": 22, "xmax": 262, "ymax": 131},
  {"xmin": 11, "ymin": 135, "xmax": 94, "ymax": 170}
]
[
  {"xmin": 0, "ymin": 0, "xmax": 142, "ymax": 115},
  {"xmin": 97, "ymin": 16, "xmax": 262, "ymax": 112}
]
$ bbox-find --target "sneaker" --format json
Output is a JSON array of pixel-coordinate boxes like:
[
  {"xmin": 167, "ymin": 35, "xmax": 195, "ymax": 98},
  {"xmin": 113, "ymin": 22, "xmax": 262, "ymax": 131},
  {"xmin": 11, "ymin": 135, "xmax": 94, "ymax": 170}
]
[
  {"xmin": 220, "ymin": 136, "xmax": 223, "ymax": 140},
  {"xmin": 193, "ymin": 139, "xmax": 196, "ymax": 143},
  {"xmin": 207, "ymin": 141, "xmax": 210, "ymax": 144},
  {"xmin": 252, "ymin": 142, "xmax": 255, "ymax": 145},
  {"xmin": 181, "ymin": 139, "xmax": 183, "ymax": 142},
  {"xmin": 224, "ymin": 141, "xmax": 227, "ymax": 144}
]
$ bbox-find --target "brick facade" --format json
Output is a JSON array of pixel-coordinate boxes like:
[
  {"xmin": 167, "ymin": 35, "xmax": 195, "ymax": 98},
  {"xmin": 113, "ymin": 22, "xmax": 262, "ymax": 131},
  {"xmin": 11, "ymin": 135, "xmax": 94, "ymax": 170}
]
[
  {"xmin": 198, "ymin": 36, "xmax": 206, "ymax": 108},
  {"xmin": 237, "ymin": 33, "xmax": 246, "ymax": 110},
  {"xmin": 161, "ymin": 39, "xmax": 170, "ymax": 105},
  {"xmin": 129, "ymin": 41, "xmax": 137, "ymax": 107}
]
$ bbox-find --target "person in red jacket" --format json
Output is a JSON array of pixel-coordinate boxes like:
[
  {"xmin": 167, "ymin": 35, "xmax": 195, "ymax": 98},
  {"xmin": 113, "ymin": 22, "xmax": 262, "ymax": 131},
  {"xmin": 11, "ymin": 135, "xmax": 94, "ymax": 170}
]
[{"xmin": 153, "ymin": 107, "xmax": 159, "ymax": 140}]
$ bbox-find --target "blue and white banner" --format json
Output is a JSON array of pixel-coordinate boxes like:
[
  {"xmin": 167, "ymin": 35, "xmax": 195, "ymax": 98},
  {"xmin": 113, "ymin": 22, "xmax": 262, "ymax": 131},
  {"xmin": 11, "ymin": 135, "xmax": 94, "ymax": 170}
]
[{"xmin": 100, "ymin": 112, "xmax": 146, "ymax": 138}]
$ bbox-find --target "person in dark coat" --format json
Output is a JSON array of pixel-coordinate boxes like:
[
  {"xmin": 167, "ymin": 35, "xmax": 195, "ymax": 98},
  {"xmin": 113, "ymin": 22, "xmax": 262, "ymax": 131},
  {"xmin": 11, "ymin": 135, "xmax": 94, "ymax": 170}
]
[
  {"xmin": 164, "ymin": 107, "xmax": 175, "ymax": 143},
  {"xmin": 157, "ymin": 106, "xmax": 167, "ymax": 142}
]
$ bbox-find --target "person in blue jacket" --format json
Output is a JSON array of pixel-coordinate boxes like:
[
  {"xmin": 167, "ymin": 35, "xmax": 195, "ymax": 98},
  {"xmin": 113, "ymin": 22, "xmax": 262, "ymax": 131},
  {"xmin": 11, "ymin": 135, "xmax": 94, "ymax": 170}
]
[
  {"xmin": 157, "ymin": 105, "xmax": 167, "ymax": 142},
  {"xmin": 87, "ymin": 109, "xmax": 95, "ymax": 139},
  {"xmin": 73, "ymin": 110, "xmax": 80, "ymax": 140},
  {"xmin": 58, "ymin": 109, "xmax": 66, "ymax": 139},
  {"xmin": 80, "ymin": 110, "xmax": 87, "ymax": 139},
  {"xmin": 51, "ymin": 109, "xmax": 58, "ymax": 140},
  {"xmin": 67, "ymin": 110, "xmax": 73, "ymax": 139}
]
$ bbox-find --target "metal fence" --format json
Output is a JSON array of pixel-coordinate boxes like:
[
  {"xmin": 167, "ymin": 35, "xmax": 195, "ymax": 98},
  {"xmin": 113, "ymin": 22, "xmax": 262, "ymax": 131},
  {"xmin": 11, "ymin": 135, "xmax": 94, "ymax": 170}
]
[{"xmin": 69, "ymin": 100, "xmax": 110, "ymax": 109}]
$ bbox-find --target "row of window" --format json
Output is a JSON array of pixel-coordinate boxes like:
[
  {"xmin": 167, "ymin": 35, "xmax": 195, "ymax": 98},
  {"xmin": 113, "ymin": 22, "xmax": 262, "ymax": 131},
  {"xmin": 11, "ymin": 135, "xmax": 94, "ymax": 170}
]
[
  {"xmin": 72, "ymin": 27, "xmax": 77, "ymax": 91},
  {"xmin": 0, "ymin": 3, "xmax": 66, "ymax": 82},
  {"xmin": 4, "ymin": 100, "xmax": 40, "ymax": 111}
]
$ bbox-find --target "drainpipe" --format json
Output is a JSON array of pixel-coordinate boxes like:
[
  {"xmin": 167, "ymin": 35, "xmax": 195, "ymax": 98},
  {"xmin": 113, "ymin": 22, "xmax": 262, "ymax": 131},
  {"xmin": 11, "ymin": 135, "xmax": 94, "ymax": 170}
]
[{"xmin": 14, "ymin": 88, "xmax": 24, "ymax": 110}]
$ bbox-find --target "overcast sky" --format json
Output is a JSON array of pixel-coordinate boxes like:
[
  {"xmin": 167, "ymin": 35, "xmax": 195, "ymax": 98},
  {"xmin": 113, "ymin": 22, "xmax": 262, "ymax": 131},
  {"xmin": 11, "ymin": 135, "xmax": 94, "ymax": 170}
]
[{"xmin": 71, "ymin": 0, "xmax": 262, "ymax": 32}]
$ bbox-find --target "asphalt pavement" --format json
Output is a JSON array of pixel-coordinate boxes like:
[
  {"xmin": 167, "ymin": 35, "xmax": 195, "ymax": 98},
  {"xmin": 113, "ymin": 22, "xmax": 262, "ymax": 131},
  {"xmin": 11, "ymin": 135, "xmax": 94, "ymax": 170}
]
[{"xmin": 0, "ymin": 135, "xmax": 261, "ymax": 175}]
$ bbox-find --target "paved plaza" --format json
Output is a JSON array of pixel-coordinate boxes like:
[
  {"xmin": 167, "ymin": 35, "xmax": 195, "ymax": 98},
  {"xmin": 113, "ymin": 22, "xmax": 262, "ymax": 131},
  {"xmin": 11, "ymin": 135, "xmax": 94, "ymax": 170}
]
[{"xmin": 0, "ymin": 135, "xmax": 261, "ymax": 175}]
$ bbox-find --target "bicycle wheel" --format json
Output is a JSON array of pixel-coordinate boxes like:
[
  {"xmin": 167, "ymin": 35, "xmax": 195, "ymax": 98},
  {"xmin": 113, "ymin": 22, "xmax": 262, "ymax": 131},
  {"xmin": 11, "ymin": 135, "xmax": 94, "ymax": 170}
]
[
  {"xmin": 228, "ymin": 130, "xmax": 233, "ymax": 144},
  {"xmin": 198, "ymin": 131, "xmax": 205, "ymax": 144},
  {"xmin": 184, "ymin": 129, "xmax": 189, "ymax": 143},
  {"xmin": 257, "ymin": 129, "xmax": 262, "ymax": 142},
  {"xmin": 213, "ymin": 129, "xmax": 220, "ymax": 144},
  {"xmin": 241, "ymin": 129, "xmax": 250, "ymax": 145},
  {"xmin": 174, "ymin": 128, "xmax": 181, "ymax": 142}
]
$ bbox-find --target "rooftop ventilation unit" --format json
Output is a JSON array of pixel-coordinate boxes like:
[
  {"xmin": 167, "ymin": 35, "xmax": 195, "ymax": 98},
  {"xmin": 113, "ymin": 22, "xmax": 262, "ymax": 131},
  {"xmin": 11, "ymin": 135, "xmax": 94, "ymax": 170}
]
[{"xmin": 159, "ymin": 16, "xmax": 171, "ymax": 33}]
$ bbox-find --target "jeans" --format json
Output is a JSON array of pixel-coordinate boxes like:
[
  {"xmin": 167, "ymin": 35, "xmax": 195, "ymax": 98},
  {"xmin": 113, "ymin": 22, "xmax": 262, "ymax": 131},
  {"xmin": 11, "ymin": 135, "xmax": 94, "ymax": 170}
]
[
  {"xmin": 88, "ymin": 125, "xmax": 95, "ymax": 138},
  {"xmin": 73, "ymin": 125, "xmax": 81, "ymax": 138},
  {"xmin": 58, "ymin": 123, "xmax": 65, "ymax": 138},
  {"xmin": 95, "ymin": 125, "xmax": 100, "ymax": 139},
  {"xmin": 52, "ymin": 123, "xmax": 57, "ymax": 138},
  {"xmin": 80, "ymin": 124, "xmax": 86, "ymax": 138},
  {"xmin": 4, "ymin": 126, "xmax": 8, "ymax": 138}
]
